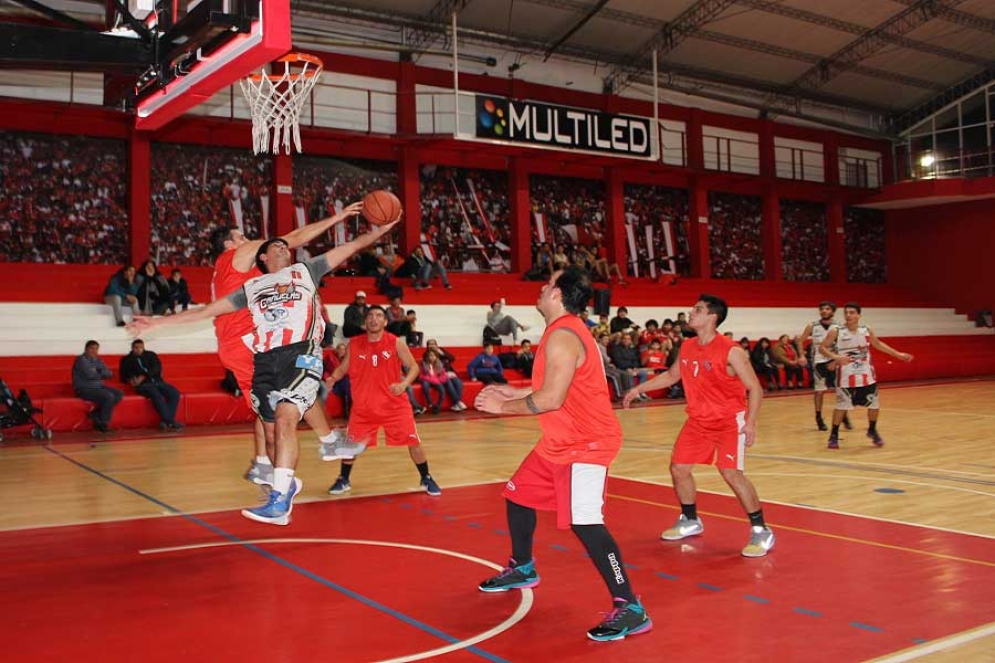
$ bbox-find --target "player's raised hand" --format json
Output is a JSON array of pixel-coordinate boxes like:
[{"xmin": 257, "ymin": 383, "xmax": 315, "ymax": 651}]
[
  {"xmin": 621, "ymin": 387, "xmax": 641, "ymax": 409},
  {"xmin": 126, "ymin": 315, "xmax": 156, "ymax": 337},
  {"xmin": 898, "ymin": 352, "xmax": 914, "ymax": 362},
  {"xmin": 331, "ymin": 201, "xmax": 363, "ymax": 224}
]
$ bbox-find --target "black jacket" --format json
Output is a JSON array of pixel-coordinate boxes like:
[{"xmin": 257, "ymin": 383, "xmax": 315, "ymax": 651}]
[{"xmin": 120, "ymin": 351, "xmax": 165, "ymax": 385}]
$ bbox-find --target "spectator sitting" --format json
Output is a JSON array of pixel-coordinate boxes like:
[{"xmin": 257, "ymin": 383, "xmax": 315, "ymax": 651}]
[
  {"xmin": 119, "ymin": 338, "xmax": 183, "ymax": 431},
  {"xmin": 342, "ymin": 290, "xmax": 369, "ymax": 338},
  {"xmin": 486, "ymin": 298, "xmax": 529, "ymax": 342},
  {"xmin": 535, "ymin": 242, "xmax": 554, "ymax": 277},
  {"xmin": 404, "ymin": 246, "xmax": 452, "ymax": 290},
  {"xmin": 136, "ymin": 259, "xmax": 172, "ymax": 316},
  {"xmin": 589, "ymin": 241, "xmax": 627, "ymax": 285},
  {"xmin": 385, "ymin": 296, "xmax": 410, "ymax": 337},
  {"xmin": 579, "ymin": 308, "xmax": 598, "ymax": 330},
  {"xmin": 167, "ymin": 268, "xmax": 192, "ymax": 313},
  {"xmin": 405, "ymin": 309, "xmax": 424, "ymax": 347},
  {"xmin": 739, "ymin": 336, "xmax": 751, "ymax": 352},
  {"xmin": 552, "ymin": 244, "xmax": 570, "ymax": 270},
  {"xmin": 104, "ymin": 265, "xmax": 139, "ymax": 327},
  {"xmin": 421, "ymin": 348, "xmax": 468, "ymax": 413},
  {"xmin": 609, "ymin": 306, "xmax": 634, "ymax": 335},
  {"xmin": 425, "ymin": 338, "xmax": 466, "ymax": 397},
  {"xmin": 72, "ymin": 340, "xmax": 123, "ymax": 432},
  {"xmin": 609, "ymin": 332, "xmax": 650, "ymax": 400},
  {"xmin": 516, "ymin": 339, "xmax": 535, "ymax": 377},
  {"xmin": 374, "ymin": 266, "xmax": 403, "ymax": 299},
  {"xmin": 593, "ymin": 313, "xmax": 610, "ymax": 337},
  {"xmin": 356, "ymin": 247, "xmax": 382, "ymax": 277},
  {"xmin": 750, "ymin": 337, "xmax": 781, "ymax": 391},
  {"xmin": 597, "ymin": 331, "xmax": 633, "ymax": 399},
  {"xmin": 468, "ymin": 343, "xmax": 508, "ymax": 384},
  {"xmin": 771, "ymin": 334, "xmax": 806, "ymax": 389},
  {"xmin": 640, "ymin": 338, "xmax": 668, "ymax": 374}
]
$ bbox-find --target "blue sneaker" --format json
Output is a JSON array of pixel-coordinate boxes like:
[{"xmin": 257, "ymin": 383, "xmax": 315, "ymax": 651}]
[
  {"xmin": 420, "ymin": 475, "xmax": 442, "ymax": 496},
  {"xmin": 328, "ymin": 476, "xmax": 351, "ymax": 495},
  {"xmin": 241, "ymin": 477, "xmax": 302, "ymax": 526},
  {"xmin": 586, "ymin": 598, "xmax": 653, "ymax": 642},
  {"xmin": 479, "ymin": 559, "xmax": 540, "ymax": 592}
]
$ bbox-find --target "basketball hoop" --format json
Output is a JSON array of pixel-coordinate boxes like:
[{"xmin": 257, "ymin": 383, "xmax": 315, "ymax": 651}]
[{"xmin": 240, "ymin": 53, "xmax": 323, "ymax": 155}]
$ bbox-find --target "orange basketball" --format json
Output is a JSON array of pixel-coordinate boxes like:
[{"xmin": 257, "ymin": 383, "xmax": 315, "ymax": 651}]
[{"xmin": 362, "ymin": 190, "xmax": 402, "ymax": 226}]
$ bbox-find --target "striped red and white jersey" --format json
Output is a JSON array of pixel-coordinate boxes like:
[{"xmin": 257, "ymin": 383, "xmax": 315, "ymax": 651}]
[
  {"xmin": 241, "ymin": 262, "xmax": 324, "ymax": 354},
  {"xmin": 836, "ymin": 325, "xmax": 876, "ymax": 388}
]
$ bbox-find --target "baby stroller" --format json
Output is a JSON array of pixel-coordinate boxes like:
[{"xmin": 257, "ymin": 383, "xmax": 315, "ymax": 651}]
[{"xmin": 0, "ymin": 378, "xmax": 52, "ymax": 442}]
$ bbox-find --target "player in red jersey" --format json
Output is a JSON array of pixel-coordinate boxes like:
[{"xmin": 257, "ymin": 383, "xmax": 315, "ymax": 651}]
[
  {"xmin": 325, "ymin": 306, "xmax": 441, "ymax": 496},
  {"xmin": 623, "ymin": 294, "xmax": 774, "ymax": 558},
  {"xmin": 208, "ymin": 202, "xmax": 364, "ymax": 486},
  {"xmin": 474, "ymin": 267, "xmax": 651, "ymax": 642}
]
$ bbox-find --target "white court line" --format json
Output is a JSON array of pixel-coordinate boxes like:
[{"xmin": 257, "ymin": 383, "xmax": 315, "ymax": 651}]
[
  {"xmin": 869, "ymin": 621, "xmax": 995, "ymax": 663},
  {"xmin": 141, "ymin": 537, "xmax": 533, "ymax": 663},
  {"xmin": 886, "ymin": 407, "xmax": 995, "ymax": 419},
  {"xmin": 746, "ymin": 472, "xmax": 995, "ymax": 499},
  {"xmin": 609, "ymin": 474, "xmax": 995, "ymax": 541}
]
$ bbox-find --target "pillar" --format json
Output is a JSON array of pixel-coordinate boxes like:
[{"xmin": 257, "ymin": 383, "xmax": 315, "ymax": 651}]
[
  {"xmin": 827, "ymin": 194, "xmax": 846, "ymax": 284},
  {"xmin": 687, "ymin": 177, "xmax": 710, "ymax": 278},
  {"xmin": 508, "ymin": 157, "xmax": 531, "ymax": 273},
  {"xmin": 605, "ymin": 168, "xmax": 627, "ymax": 277},
  {"xmin": 762, "ymin": 184, "xmax": 781, "ymax": 281},
  {"xmin": 398, "ymin": 146, "xmax": 421, "ymax": 255}
]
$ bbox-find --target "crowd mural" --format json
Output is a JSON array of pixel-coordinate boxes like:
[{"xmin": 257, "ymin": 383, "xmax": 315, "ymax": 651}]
[
  {"xmin": 780, "ymin": 199, "xmax": 829, "ymax": 282},
  {"xmin": 623, "ymin": 183, "xmax": 691, "ymax": 278},
  {"xmin": 845, "ymin": 207, "xmax": 887, "ymax": 283},
  {"xmin": 709, "ymin": 191, "xmax": 765, "ymax": 280}
]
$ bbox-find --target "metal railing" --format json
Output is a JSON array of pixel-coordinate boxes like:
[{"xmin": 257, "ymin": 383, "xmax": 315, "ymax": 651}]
[{"xmin": 897, "ymin": 147, "xmax": 995, "ymax": 181}]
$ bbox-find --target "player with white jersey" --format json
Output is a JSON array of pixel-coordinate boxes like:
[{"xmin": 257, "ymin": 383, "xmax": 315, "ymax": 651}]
[
  {"xmin": 798, "ymin": 301, "xmax": 850, "ymax": 432},
  {"xmin": 819, "ymin": 302, "xmax": 914, "ymax": 449},
  {"xmin": 130, "ymin": 221, "xmax": 398, "ymax": 525}
]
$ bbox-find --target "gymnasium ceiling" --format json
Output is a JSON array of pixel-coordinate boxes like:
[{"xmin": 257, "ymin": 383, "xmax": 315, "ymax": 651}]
[{"xmin": 4, "ymin": 1, "xmax": 995, "ymax": 138}]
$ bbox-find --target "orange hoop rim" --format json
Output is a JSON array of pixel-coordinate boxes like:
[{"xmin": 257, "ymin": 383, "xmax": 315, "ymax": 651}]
[{"xmin": 247, "ymin": 52, "xmax": 324, "ymax": 83}]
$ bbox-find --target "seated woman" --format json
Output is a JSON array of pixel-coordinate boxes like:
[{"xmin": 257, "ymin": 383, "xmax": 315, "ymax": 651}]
[
  {"xmin": 588, "ymin": 241, "xmax": 626, "ymax": 285},
  {"xmin": 420, "ymin": 348, "xmax": 468, "ymax": 413},
  {"xmin": 136, "ymin": 260, "xmax": 171, "ymax": 316},
  {"xmin": 749, "ymin": 337, "xmax": 781, "ymax": 391}
]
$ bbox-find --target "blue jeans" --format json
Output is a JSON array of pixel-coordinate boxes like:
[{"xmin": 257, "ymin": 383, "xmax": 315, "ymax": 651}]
[
  {"xmin": 75, "ymin": 385, "xmax": 123, "ymax": 426},
  {"xmin": 135, "ymin": 380, "xmax": 181, "ymax": 425},
  {"xmin": 415, "ymin": 261, "xmax": 450, "ymax": 288}
]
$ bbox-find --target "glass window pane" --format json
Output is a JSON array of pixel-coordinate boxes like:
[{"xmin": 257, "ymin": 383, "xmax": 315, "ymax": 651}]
[
  {"xmin": 935, "ymin": 105, "xmax": 959, "ymax": 131},
  {"xmin": 911, "ymin": 119, "xmax": 932, "ymax": 136},
  {"xmin": 962, "ymin": 92, "xmax": 986, "ymax": 126},
  {"xmin": 963, "ymin": 125, "xmax": 989, "ymax": 177}
]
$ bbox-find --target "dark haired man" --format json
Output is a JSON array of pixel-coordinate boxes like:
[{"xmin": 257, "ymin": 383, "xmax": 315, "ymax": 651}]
[
  {"xmin": 72, "ymin": 340, "xmax": 123, "ymax": 433},
  {"xmin": 475, "ymin": 267, "xmax": 651, "ymax": 642},
  {"xmin": 130, "ymin": 220, "xmax": 394, "ymax": 525},
  {"xmin": 120, "ymin": 339, "xmax": 183, "ymax": 431},
  {"xmin": 819, "ymin": 302, "xmax": 914, "ymax": 449},
  {"xmin": 325, "ymin": 305, "xmax": 441, "ymax": 497},
  {"xmin": 798, "ymin": 301, "xmax": 851, "ymax": 431},
  {"xmin": 624, "ymin": 295, "xmax": 775, "ymax": 558},
  {"xmin": 208, "ymin": 202, "xmax": 362, "ymax": 488}
]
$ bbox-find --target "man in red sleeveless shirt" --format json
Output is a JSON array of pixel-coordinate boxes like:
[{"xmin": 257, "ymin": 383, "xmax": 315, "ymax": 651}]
[
  {"xmin": 208, "ymin": 202, "xmax": 363, "ymax": 486},
  {"xmin": 624, "ymin": 294, "xmax": 775, "ymax": 558},
  {"xmin": 474, "ymin": 267, "xmax": 651, "ymax": 642},
  {"xmin": 325, "ymin": 306, "xmax": 441, "ymax": 496}
]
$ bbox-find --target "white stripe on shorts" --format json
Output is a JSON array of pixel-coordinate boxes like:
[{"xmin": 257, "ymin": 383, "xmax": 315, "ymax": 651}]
[
  {"xmin": 736, "ymin": 410, "xmax": 746, "ymax": 471},
  {"xmin": 570, "ymin": 463, "xmax": 608, "ymax": 526}
]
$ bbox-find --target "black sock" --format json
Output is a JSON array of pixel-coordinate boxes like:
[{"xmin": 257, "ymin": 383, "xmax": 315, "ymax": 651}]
[
  {"xmin": 748, "ymin": 509, "xmax": 766, "ymax": 528},
  {"xmin": 831, "ymin": 424, "xmax": 840, "ymax": 435},
  {"xmin": 815, "ymin": 411, "xmax": 824, "ymax": 420},
  {"xmin": 681, "ymin": 503, "xmax": 698, "ymax": 520},
  {"xmin": 507, "ymin": 500, "xmax": 536, "ymax": 565},
  {"xmin": 416, "ymin": 461, "xmax": 430, "ymax": 480},
  {"xmin": 571, "ymin": 524, "xmax": 637, "ymax": 604},
  {"xmin": 340, "ymin": 461, "xmax": 354, "ymax": 480},
  {"xmin": 868, "ymin": 420, "xmax": 878, "ymax": 434}
]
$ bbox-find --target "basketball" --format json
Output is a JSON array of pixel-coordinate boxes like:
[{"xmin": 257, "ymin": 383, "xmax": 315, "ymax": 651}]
[{"xmin": 362, "ymin": 190, "xmax": 402, "ymax": 226}]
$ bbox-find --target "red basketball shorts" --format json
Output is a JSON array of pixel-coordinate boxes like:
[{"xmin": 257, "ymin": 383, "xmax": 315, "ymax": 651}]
[
  {"xmin": 672, "ymin": 411, "xmax": 747, "ymax": 471},
  {"xmin": 348, "ymin": 410, "xmax": 420, "ymax": 447},
  {"xmin": 218, "ymin": 340, "xmax": 255, "ymax": 410},
  {"xmin": 502, "ymin": 449, "xmax": 609, "ymax": 530}
]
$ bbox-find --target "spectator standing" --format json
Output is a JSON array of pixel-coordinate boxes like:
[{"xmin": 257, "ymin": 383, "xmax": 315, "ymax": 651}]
[
  {"xmin": 468, "ymin": 343, "xmax": 508, "ymax": 384},
  {"xmin": 119, "ymin": 338, "xmax": 183, "ymax": 431},
  {"xmin": 104, "ymin": 265, "xmax": 139, "ymax": 327},
  {"xmin": 73, "ymin": 340, "xmax": 123, "ymax": 432}
]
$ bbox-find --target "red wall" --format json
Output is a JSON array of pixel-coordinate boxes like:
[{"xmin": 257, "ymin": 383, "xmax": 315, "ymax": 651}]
[{"xmin": 886, "ymin": 198, "xmax": 995, "ymax": 316}]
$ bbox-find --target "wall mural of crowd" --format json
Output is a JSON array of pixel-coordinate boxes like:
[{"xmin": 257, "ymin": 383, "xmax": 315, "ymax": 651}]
[
  {"xmin": 845, "ymin": 207, "xmax": 886, "ymax": 283},
  {"xmin": 709, "ymin": 191, "xmax": 765, "ymax": 280},
  {"xmin": 292, "ymin": 156, "xmax": 398, "ymax": 260},
  {"xmin": 150, "ymin": 143, "xmax": 272, "ymax": 267},
  {"xmin": 623, "ymin": 183, "xmax": 691, "ymax": 277},
  {"xmin": 0, "ymin": 132, "xmax": 128, "ymax": 264},
  {"xmin": 419, "ymin": 164, "xmax": 511, "ymax": 272},
  {"xmin": 780, "ymin": 199, "xmax": 829, "ymax": 282},
  {"xmin": 529, "ymin": 174, "xmax": 607, "ymax": 268}
]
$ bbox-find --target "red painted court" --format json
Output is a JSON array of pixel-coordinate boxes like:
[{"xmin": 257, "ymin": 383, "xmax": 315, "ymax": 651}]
[{"xmin": 2, "ymin": 471, "xmax": 993, "ymax": 663}]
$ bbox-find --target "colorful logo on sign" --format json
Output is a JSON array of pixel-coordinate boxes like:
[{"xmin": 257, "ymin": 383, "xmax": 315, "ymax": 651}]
[{"xmin": 478, "ymin": 97, "xmax": 507, "ymax": 137}]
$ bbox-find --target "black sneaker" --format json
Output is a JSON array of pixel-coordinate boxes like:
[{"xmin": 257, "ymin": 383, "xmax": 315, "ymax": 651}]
[
  {"xmin": 479, "ymin": 559, "xmax": 540, "ymax": 592},
  {"xmin": 843, "ymin": 414, "xmax": 854, "ymax": 431},
  {"xmin": 827, "ymin": 433, "xmax": 839, "ymax": 449},
  {"xmin": 816, "ymin": 416, "xmax": 828, "ymax": 432},
  {"xmin": 867, "ymin": 430, "xmax": 884, "ymax": 447},
  {"xmin": 587, "ymin": 598, "xmax": 653, "ymax": 642}
]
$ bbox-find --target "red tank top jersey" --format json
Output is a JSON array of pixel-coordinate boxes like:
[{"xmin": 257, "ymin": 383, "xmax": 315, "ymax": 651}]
[
  {"xmin": 680, "ymin": 334, "xmax": 746, "ymax": 427},
  {"xmin": 348, "ymin": 333, "xmax": 410, "ymax": 417},
  {"xmin": 534, "ymin": 314, "xmax": 622, "ymax": 466},
  {"xmin": 212, "ymin": 249, "xmax": 262, "ymax": 347}
]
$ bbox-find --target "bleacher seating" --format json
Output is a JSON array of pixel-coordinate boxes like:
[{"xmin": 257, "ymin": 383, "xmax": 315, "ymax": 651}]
[{"xmin": 2, "ymin": 263, "xmax": 993, "ymax": 434}]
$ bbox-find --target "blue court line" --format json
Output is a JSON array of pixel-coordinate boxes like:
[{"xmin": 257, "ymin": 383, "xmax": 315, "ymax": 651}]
[
  {"xmin": 850, "ymin": 622, "xmax": 883, "ymax": 633},
  {"xmin": 656, "ymin": 572, "xmax": 679, "ymax": 581},
  {"xmin": 912, "ymin": 638, "xmax": 928, "ymax": 644},
  {"xmin": 743, "ymin": 595, "xmax": 769, "ymax": 604},
  {"xmin": 549, "ymin": 544, "xmax": 569, "ymax": 552},
  {"xmin": 697, "ymin": 583, "xmax": 722, "ymax": 592},
  {"xmin": 794, "ymin": 608, "xmax": 824, "ymax": 618},
  {"xmin": 44, "ymin": 446, "xmax": 510, "ymax": 663}
]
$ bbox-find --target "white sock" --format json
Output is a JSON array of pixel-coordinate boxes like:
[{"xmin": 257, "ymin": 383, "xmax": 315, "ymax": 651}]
[
  {"xmin": 256, "ymin": 455, "xmax": 272, "ymax": 466},
  {"xmin": 319, "ymin": 431, "xmax": 337, "ymax": 444},
  {"xmin": 273, "ymin": 467, "xmax": 295, "ymax": 495}
]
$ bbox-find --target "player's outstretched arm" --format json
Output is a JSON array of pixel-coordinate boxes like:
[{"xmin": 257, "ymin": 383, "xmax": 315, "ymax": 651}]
[
  {"xmin": 282, "ymin": 201, "xmax": 363, "ymax": 250},
  {"xmin": 322, "ymin": 218, "xmax": 401, "ymax": 272},
  {"xmin": 728, "ymin": 346, "xmax": 762, "ymax": 447},
  {"xmin": 622, "ymin": 361, "xmax": 680, "ymax": 408},
  {"xmin": 475, "ymin": 329, "xmax": 579, "ymax": 415},
  {"xmin": 868, "ymin": 328, "xmax": 914, "ymax": 362},
  {"xmin": 127, "ymin": 296, "xmax": 238, "ymax": 335}
]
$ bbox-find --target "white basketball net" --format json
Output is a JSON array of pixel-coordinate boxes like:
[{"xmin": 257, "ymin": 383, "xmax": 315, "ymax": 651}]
[{"xmin": 240, "ymin": 54, "xmax": 323, "ymax": 155}]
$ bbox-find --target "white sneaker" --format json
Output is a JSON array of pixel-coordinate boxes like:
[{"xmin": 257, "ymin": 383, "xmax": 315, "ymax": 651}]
[
  {"xmin": 452, "ymin": 401, "xmax": 467, "ymax": 412},
  {"xmin": 741, "ymin": 526, "xmax": 775, "ymax": 557},
  {"xmin": 661, "ymin": 514, "xmax": 704, "ymax": 541},
  {"xmin": 320, "ymin": 430, "xmax": 367, "ymax": 461}
]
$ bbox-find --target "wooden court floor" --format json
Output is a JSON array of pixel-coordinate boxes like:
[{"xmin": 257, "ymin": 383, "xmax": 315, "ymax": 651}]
[{"xmin": 2, "ymin": 380, "xmax": 994, "ymax": 661}]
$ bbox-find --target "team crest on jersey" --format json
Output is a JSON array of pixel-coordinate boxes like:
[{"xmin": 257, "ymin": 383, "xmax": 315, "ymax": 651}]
[
  {"xmin": 254, "ymin": 282, "xmax": 303, "ymax": 309},
  {"xmin": 382, "ymin": 351, "xmax": 392, "ymax": 359},
  {"xmin": 702, "ymin": 360, "xmax": 713, "ymax": 372}
]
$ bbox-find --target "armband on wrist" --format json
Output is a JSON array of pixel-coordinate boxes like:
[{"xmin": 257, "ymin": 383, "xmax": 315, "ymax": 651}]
[{"xmin": 525, "ymin": 394, "xmax": 541, "ymax": 414}]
